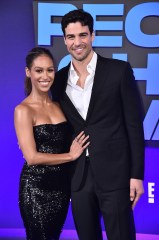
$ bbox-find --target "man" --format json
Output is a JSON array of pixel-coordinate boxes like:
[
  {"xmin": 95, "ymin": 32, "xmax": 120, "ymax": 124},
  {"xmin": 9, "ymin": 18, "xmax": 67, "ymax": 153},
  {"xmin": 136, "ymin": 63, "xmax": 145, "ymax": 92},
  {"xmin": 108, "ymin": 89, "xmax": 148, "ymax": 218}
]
[{"xmin": 51, "ymin": 9, "xmax": 145, "ymax": 240}]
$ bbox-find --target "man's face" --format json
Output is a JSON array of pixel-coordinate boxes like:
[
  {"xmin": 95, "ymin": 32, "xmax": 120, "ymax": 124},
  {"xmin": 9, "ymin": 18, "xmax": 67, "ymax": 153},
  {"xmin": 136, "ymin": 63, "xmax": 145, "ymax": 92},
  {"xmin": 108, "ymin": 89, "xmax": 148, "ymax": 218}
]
[{"xmin": 64, "ymin": 22, "xmax": 94, "ymax": 62}]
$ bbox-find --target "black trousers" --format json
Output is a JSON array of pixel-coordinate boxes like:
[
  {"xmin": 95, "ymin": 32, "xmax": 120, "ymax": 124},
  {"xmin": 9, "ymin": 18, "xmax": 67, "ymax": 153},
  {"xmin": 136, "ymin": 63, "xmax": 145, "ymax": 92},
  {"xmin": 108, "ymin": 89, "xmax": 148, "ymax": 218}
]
[{"xmin": 71, "ymin": 159, "xmax": 136, "ymax": 240}]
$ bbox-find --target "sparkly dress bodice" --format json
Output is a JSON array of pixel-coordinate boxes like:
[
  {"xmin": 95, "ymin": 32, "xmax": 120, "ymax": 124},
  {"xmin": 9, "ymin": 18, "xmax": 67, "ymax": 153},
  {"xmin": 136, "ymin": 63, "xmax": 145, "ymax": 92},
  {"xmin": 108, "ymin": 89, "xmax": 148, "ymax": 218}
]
[
  {"xmin": 33, "ymin": 122, "xmax": 71, "ymax": 155},
  {"xmin": 19, "ymin": 122, "xmax": 72, "ymax": 240}
]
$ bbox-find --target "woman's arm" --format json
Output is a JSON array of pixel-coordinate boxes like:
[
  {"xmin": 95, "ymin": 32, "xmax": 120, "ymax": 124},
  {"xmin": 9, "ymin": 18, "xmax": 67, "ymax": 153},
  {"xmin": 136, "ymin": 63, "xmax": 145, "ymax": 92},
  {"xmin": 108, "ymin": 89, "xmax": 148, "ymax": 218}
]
[{"xmin": 14, "ymin": 104, "xmax": 89, "ymax": 166}]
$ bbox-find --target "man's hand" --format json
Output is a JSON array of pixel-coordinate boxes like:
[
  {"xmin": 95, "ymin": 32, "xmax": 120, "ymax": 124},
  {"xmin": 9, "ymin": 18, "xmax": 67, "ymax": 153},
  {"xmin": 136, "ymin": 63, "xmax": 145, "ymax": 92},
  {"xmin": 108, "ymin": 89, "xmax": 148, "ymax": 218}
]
[{"xmin": 130, "ymin": 178, "xmax": 144, "ymax": 210}]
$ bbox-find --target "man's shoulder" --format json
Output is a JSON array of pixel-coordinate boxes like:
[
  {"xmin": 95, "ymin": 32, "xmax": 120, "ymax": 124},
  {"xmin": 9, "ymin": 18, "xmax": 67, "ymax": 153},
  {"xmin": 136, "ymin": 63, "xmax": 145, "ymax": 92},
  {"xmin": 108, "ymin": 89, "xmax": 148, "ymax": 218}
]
[
  {"xmin": 55, "ymin": 63, "xmax": 70, "ymax": 78},
  {"xmin": 97, "ymin": 54, "xmax": 128, "ymax": 68}
]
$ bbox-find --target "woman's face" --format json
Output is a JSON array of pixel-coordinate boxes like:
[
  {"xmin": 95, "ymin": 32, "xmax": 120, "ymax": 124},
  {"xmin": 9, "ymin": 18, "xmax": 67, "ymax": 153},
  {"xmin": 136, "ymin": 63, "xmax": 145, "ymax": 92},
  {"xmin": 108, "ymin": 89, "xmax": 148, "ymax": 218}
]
[{"xmin": 26, "ymin": 54, "xmax": 55, "ymax": 93}]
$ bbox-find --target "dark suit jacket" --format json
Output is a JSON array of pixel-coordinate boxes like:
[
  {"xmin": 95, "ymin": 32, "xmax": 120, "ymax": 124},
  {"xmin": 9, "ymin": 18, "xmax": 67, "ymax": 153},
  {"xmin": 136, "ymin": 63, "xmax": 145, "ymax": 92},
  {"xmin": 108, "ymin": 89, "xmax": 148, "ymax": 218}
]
[{"xmin": 51, "ymin": 54, "xmax": 145, "ymax": 192}]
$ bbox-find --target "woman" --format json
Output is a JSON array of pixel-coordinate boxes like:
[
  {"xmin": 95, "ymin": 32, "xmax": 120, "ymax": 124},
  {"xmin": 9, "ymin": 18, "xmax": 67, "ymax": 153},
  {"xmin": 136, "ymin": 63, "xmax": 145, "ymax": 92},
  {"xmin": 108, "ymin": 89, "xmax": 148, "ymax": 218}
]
[{"xmin": 14, "ymin": 47, "xmax": 89, "ymax": 240}]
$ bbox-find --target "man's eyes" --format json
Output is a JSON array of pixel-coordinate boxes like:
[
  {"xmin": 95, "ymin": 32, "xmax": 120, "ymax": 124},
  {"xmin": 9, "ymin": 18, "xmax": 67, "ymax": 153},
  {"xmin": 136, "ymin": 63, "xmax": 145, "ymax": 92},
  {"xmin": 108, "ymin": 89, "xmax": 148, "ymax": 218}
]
[
  {"xmin": 80, "ymin": 34, "xmax": 87, "ymax": 38},
  {"xmin": 68, "ymin": 36, "xmax": 74, "ymax": 40},
  {"xmin": 67, "ymin": 34, "xmax": 88, "ymax": 40}
]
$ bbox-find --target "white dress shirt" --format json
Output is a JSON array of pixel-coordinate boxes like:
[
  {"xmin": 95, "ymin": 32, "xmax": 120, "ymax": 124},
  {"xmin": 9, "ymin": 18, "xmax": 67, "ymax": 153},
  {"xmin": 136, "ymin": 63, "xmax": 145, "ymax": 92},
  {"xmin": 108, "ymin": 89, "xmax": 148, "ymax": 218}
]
[{"xmin": 66, "ymin": 52, "xmax": 97, "ymax": 120}]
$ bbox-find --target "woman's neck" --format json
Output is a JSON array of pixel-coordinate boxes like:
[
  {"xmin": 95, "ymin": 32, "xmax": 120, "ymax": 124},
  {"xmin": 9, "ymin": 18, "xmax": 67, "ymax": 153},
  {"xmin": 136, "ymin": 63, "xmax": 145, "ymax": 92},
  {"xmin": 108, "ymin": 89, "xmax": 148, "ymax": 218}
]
[{"xmin": 27, "ymin": 91, "xmax": 52, "ymax": 104}]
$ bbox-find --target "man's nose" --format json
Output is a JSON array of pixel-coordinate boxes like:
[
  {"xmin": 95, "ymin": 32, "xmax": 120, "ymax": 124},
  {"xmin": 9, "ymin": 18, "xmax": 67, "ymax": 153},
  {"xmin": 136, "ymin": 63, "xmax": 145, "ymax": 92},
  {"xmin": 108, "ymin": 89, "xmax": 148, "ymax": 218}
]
[{"xmin": 74, "ymin": 36, "xmax": 82, "ymax": 46}]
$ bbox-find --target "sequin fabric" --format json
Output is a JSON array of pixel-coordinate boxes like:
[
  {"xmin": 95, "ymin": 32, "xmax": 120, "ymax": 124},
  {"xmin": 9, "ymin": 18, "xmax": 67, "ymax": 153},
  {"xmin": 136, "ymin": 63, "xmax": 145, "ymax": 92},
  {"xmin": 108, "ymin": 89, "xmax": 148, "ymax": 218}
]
[{"xmin": 19, "ymin": 122, "xmax": 72, "ymax": 240}]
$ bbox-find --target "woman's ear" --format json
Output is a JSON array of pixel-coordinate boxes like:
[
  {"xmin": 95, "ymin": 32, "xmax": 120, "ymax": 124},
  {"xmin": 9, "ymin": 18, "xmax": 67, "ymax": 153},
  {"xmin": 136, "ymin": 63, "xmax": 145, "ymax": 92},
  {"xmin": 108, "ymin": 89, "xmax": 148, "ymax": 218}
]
[{"xmin": 25, "ymin": 67, "xmax": 30, "ymax": 78}]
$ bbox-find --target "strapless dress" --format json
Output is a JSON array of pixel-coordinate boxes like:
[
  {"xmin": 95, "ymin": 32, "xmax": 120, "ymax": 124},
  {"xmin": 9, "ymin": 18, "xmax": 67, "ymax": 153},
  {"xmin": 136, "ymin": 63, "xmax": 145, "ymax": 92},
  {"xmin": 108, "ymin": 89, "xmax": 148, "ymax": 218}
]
[{"xmin": 19, "ymin": 122, "xmax": 72, "ymax": 240}]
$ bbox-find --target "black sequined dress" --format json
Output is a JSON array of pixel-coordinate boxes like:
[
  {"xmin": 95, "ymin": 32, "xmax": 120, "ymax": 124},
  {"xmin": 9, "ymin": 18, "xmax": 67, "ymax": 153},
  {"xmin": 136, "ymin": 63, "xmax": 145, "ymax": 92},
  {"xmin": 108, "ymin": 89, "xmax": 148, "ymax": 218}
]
[{"xmin": 19, "ymin": 122, "xmax": 72, "ymax": 240}]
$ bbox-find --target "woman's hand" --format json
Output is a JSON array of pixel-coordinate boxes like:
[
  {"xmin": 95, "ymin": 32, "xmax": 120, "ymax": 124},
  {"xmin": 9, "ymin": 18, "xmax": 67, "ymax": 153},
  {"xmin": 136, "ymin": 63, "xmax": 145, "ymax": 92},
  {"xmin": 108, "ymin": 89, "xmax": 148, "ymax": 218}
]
[{"xmin": 69, "ymin": 131, "xmax": 90, "ymax": 160}]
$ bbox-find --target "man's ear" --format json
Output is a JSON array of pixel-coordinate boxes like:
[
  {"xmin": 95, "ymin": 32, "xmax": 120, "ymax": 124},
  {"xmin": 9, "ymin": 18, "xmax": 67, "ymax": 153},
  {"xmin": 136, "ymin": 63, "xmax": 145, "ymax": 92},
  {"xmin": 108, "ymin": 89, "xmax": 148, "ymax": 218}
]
[
  {"xmin": 91, "ymin": 31, "xmax": 95, "ymax": 42},
  {"xmin": 64, "ymin": 36, "xmax": 67, "ymax": 45}
]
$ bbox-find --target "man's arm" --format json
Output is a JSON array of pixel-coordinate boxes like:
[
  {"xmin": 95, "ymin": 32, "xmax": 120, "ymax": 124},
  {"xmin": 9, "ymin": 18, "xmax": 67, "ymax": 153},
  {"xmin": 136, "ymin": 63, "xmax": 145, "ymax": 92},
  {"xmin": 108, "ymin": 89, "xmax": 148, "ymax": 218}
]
[
  {"xmin": 121, "ymin": 62, "xmax": 145, "ymax": 179},
  {"xmin": 121, "ymin": 62, "xmax": 145, "ymax": 208}
]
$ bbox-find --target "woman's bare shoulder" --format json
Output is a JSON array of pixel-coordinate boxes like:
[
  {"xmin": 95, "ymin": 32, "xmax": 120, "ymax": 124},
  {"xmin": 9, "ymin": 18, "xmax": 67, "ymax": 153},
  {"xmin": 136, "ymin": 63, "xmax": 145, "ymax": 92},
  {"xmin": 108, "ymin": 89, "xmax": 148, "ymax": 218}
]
[
  {"xmin": 14, "ymin": 98, "xmax": 34, "ymax": 120},
  {"xmin": 15, "ymin": 100, "xmax": 30, "ymax": 112}
]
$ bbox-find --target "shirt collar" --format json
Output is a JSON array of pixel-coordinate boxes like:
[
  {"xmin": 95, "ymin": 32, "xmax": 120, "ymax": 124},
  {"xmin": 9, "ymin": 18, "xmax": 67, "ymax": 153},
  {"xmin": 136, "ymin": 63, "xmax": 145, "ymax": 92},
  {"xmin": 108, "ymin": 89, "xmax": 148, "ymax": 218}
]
[
  {"xmin": 86, "ymin": 51, "xmax": 97, "ymax": 74},
  {"xmin": 69, "ymin": 52, "xmax": 97, "ymax": 85}
]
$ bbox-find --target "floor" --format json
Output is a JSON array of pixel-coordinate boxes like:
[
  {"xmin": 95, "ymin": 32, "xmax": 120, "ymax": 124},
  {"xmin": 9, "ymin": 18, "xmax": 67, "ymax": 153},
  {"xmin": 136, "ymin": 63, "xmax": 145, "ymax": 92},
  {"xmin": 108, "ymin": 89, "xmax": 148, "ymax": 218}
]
[{"xmin": 0, "ymin": 229, "xmax": 159, "ymax": 240}]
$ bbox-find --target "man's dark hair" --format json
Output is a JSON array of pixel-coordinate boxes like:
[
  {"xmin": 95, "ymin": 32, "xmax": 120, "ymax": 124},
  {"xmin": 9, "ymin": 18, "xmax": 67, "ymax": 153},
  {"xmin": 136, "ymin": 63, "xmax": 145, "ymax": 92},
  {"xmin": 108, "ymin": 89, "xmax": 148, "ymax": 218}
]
[{"xmin": 61, "ymin": 9, "xmax": 94, "ymax": 36}]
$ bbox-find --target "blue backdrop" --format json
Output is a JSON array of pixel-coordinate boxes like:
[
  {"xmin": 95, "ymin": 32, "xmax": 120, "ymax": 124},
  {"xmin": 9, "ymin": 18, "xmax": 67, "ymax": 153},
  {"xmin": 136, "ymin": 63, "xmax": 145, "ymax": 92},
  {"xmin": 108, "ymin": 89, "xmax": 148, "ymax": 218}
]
[{"xmin": 0, "ymin": 0, "xmax": 159, "ymax": 235}]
